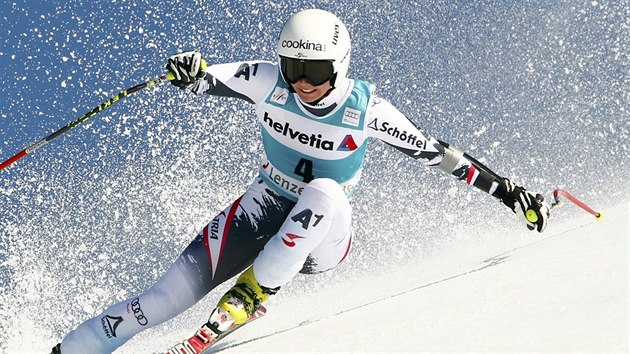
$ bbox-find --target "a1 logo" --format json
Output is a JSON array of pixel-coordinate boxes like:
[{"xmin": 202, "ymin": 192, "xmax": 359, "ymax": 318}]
[{"xmin": 291, "ymin": 208, "xmax": 323, "ymax": 230}]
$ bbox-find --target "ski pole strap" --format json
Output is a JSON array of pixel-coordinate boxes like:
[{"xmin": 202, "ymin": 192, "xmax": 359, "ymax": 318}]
[{"xmin": 552, "ymin": 189, "xmax": 604, "ymax": 220}]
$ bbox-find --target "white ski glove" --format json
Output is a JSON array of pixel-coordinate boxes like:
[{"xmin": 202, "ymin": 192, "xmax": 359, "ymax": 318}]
[
  {"xmin": 498, "ymin": 179, "xmax": 550, "ymax": 232},
  {"xmin": 166, "ymin": 50, "xmax": 206, "ymax": 89}
]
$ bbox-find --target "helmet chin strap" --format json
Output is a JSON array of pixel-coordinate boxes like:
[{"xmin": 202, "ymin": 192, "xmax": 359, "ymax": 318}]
[{"xmin": 329, "ymin": 72, "xmax": 339, "ymax": 90}]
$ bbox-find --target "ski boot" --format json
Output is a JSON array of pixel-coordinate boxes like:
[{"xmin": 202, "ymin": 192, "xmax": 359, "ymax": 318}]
[
  {"xmin": 165, "ymin": 266, "xmax": 276, "ymax": 353},
  {"xmin": 215, "ymin": 265, "xmax": 279, "ymax": 326}
]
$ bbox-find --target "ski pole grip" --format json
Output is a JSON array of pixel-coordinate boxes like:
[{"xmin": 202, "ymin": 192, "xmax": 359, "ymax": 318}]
[{"xmin": 166, "ymin": 59, "xmax": 207, "ymax": 81}]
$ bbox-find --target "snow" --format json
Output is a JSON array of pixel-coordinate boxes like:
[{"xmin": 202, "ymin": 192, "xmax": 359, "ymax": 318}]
[{"xmin": 121, "ymin": 203, "xmax": 628, "ymax": 353}]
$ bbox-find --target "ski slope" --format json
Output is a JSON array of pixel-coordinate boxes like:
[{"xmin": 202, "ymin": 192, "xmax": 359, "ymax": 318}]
[{"xmin": 120, "ymin": 202, "xmax": 627, "ymax": 353}]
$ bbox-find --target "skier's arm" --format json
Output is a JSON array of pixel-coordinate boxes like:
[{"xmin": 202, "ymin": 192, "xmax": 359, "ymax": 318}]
[
  {"xmin": 366, "ymin": 96, "xmax": 549, "ymax": 232},
  {"xmin": 166, "ymin": 51, "xmax": 277, "ymax": 105}
]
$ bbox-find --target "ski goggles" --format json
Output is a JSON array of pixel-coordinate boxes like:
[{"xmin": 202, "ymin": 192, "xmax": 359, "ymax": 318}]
[{"xmin": 279, "ymin": 56, "xmax": 335, "ymax": 86}]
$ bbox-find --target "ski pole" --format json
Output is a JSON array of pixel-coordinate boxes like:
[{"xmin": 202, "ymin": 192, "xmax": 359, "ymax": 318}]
[
  {"xmin": 0, "ymin": 76, "xmax": 167, "ymax": 172},
  {"xmin": 550, "ymin": 188, "xmax": 604, "ymax": 220},
  {"xmin": 0, "ymin": 60, "xmax": 206, "ymax": 172}
]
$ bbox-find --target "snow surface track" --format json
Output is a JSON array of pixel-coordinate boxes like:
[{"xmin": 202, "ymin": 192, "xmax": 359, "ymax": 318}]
[{"xmin": 213, "ymin": 203, "xmax": 629, "ymax": 353}]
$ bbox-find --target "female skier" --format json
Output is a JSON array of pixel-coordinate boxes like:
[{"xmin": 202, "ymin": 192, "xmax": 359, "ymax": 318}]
[{"xmin": 53, "ymin": 8, "xmax": 549, "ymax": 354}]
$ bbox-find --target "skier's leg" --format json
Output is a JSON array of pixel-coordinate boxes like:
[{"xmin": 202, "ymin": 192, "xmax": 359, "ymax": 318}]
[
  {"xmin": 299, "ymin": 222, "xmax": 352, "ymax": 274},
  {"xmin": 58, "ymin": 180, "xmax": 293, "ymax": 354},
  {"xmin": 254, "ymin": 177, "xmax": 353, "ymax": 287},
  {"xmin": 215, "ymin": 178, "xmax": 352, "ymax": 325},
  {"xmin": 59, "ymin": 249, "xmax": 202, "ymax": 354}
]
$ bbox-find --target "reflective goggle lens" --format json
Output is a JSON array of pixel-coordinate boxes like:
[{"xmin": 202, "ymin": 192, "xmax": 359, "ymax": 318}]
[{"xmin": 280, "ymin": 56, "xmax": 334, "ymax": 86}]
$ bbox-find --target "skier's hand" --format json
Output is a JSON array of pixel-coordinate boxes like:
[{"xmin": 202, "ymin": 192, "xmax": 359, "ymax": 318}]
[
  {"xmin": 498, "ymin": 179, "xmax": 550, "ymax": 232},
  {"xmin": 166, "ymin": 51, "xmax": 207, "ymax": 89}
]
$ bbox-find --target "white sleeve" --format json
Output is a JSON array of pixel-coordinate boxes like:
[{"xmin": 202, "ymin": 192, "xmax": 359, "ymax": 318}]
[
  {"xmin": 365, "ymin": 96, "xmax": 443, "ymax": 167},
  {"xmin": 366, "ymin": 95, "xmax": 508, "ymax": 196},
  {"xmin": 193, "ymin": 60, "xmax": 278, "ymax": 105}
]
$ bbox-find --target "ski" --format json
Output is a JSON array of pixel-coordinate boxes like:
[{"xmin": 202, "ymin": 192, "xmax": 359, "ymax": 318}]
[{"xmin": 166, "ymin": 306, "xmax": 267, "ymax": 354}]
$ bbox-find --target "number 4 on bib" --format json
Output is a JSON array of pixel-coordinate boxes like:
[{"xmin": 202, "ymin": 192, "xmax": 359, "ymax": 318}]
[{"xmin": 294, "ymin": 158, "xmax": 314, "ymax": 183}]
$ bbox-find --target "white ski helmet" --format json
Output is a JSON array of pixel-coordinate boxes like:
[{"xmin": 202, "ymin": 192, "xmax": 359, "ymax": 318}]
[{"xmin": 277, "ymin": 9, "xmax": 351, "ymax": 86}]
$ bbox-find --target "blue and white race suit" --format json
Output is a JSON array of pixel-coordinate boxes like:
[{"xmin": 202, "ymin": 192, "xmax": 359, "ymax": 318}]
[{"xmin": 60, "ymin": 61, "xmax": 506, "ymax": 353}]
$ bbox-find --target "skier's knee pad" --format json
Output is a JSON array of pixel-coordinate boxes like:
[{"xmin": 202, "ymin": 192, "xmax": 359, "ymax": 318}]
[
  {"xmin": 305, "ymin": 178, "xmax": 344, "ymax": 194},
  {"xmin": 301, "ymin": 178, "xmax": 350, "ymax": 213}
]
